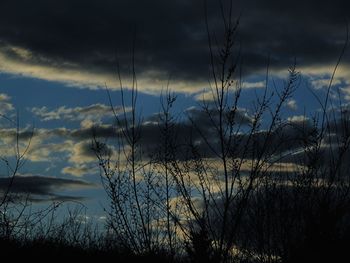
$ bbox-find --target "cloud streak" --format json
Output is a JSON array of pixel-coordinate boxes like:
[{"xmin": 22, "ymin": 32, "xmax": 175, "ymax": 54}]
[
  {"xmin": 0, "ymin": 175, "xmax": 94, "ymax": 202},
  {"xmin": 30, "ymin": 103, "xmax": 124, "ymax": 122}
]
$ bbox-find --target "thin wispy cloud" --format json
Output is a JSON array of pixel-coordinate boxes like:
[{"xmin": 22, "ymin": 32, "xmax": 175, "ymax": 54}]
[{"xmin": 30, "ymin": 103, "xmax": 121, "ymax": 122}]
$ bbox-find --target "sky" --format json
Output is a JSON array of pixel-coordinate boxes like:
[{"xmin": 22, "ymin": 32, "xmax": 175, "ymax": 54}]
[{"xmin": 0, "ymin": 0, "xmax": 350, "ymax": 222}]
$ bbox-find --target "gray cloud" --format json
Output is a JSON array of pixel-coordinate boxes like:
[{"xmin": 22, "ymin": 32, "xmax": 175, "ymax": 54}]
[
  {"xmin": 0, "ymin": 128, "xmax": 34, "ymax": 144},
  {"xmin": 30, "ymin": 103, "xmax": 126, "ymax": 122},
  {"xmin": 113, "ymin": 107, "xmax": 317, "ymax": 161},
  {"xmin": 186, "ymin": 106, "xmax": 253, "ymax": 127},
  {"xmin": 62, "ymin": 164, "xmax": 96, "ymax": 177},
  {"xmin": 33, "ymin": 126, "xmax": 116, "ymax": 140},
  {"xmin": 274, "ymin": 110, "xmax": 350, "ymax": 179},
  {"xmin": 0, "ymin": 0, "xmax": 348, "ymax": 92},
  {"xmin": 0, "ymin": 92, "xmax": 14, "ymax": 115},
  {"xmin": 0, "ymin": 105, "xmax": 345, "ymax": 173},
  {"xmin": 28, "ymin": 108, "xmax": 315, "ymax": 162},
  {"xmin": 0, "ymin": 175, "xmax": 93, "ymax": 202}
]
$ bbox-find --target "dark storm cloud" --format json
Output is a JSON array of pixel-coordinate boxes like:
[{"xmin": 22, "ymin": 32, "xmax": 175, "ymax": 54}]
[
  {"xmin": 41, "ymin": 107, "xmax": 313, "ymax": 160},
  {"xmin": 0, "ymin": 0, "xmax": 348, "ymax": 88},
  {"xmin": 114, "ymin": 108, "xmax": 316, "ymax": 160},
  {"xmin": 275, "ymin": 110, "xmax": 350, "ymax": 173},
  {"xmin": 235, "ymin": 0, "xmax": 350, "ymax": 73},
  {"xmin": 0, "ymin": 175, "xmax": 93, "ymax": 202},
  {"xmin": 75, "ymin": 125, "xmax": 117, "ymax": 139},
  {"xmin": 185, "ymin": 106, "xmax": 253, "ymax": 127}
]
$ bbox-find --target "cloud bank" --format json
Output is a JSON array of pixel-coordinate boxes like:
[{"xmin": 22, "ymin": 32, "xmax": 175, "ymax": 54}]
[{"xmin": 0, "ymin": 0, "xmax": 348, "ymax": 93}]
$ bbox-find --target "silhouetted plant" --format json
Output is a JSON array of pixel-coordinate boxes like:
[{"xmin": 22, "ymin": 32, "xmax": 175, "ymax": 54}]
[
  {"xmin": 92, "ymin": 1, "xmax": 350, "ymax": 263},
  {"xmin": 0, "ymin": 114, "xmax": 33, "ymax": 239}
]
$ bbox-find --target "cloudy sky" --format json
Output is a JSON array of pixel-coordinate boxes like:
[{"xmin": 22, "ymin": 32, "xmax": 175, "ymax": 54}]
[{"xmin": 0, "ymin": 0, "xmax": 349, "ymax": 218}]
